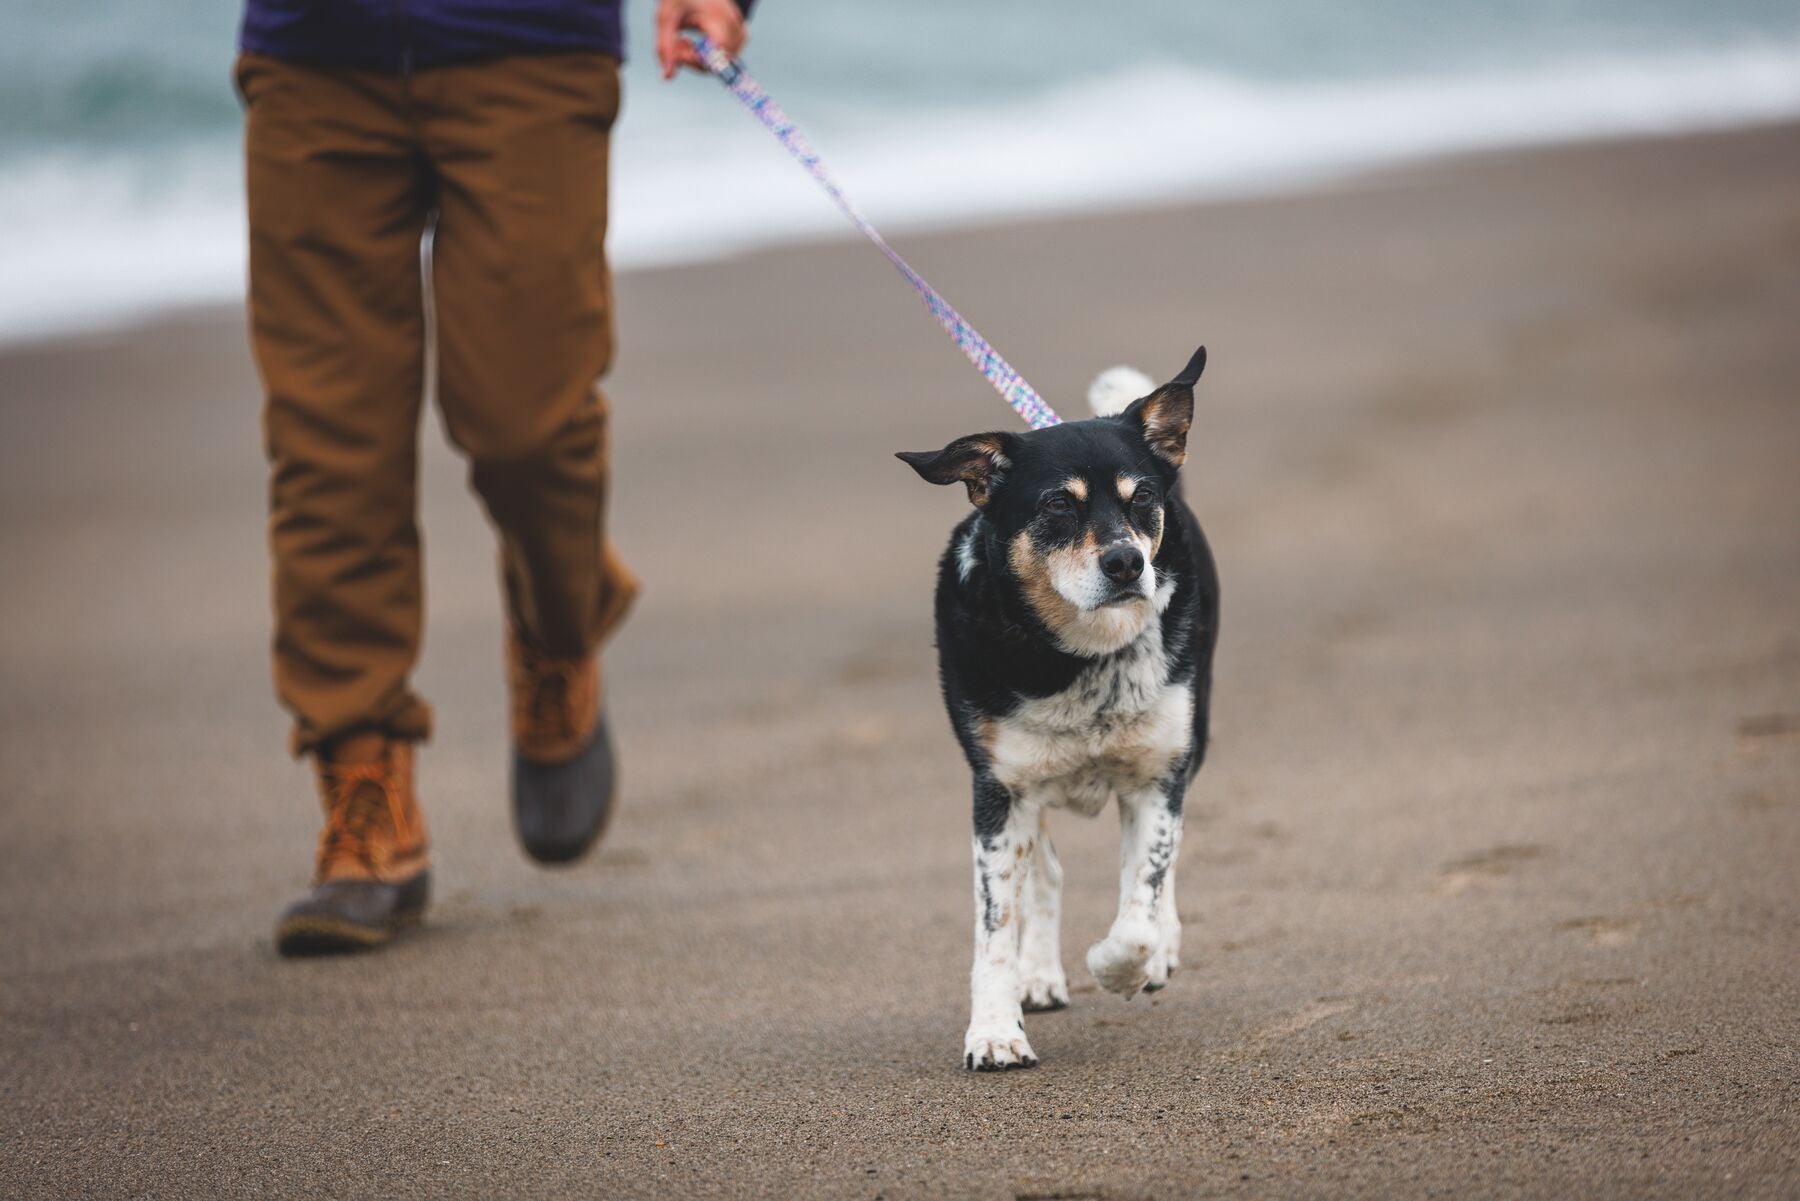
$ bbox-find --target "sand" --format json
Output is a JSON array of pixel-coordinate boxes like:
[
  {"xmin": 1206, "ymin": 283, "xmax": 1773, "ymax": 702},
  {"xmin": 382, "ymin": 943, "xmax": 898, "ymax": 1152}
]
[{"xmin": 2, "ymin": 123, "xmax": 1798, "ymax": 1199}]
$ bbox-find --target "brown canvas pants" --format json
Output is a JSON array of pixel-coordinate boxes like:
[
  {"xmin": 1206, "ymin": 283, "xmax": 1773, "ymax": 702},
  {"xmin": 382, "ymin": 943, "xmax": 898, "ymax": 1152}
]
[{"xmin": 238, "ymin": 51, "xmax": 638, "ymax": 757}]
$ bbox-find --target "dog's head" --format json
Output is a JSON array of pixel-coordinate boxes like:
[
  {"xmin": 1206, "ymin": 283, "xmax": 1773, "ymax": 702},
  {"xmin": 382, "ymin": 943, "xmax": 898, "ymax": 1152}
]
[{"xmin": 898, "ymin": 346, "xmax": 1205, "ymax": 657}]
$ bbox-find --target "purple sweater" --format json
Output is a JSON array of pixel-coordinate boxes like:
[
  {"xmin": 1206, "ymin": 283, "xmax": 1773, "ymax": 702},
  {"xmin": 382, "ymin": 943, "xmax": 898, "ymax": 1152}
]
[{"xmin": 240, "ymin": 0, "xmax": 753, "ymax": 73}]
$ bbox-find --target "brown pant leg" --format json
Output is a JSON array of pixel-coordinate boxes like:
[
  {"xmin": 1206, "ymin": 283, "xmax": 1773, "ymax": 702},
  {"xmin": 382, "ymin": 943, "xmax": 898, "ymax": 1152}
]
[
  {"xmin": 414, "ymin": 53, "xmax": 638, "ymax": 662},
  {"xmin": 238, "ymin": 54, "xmax": 435, "ymax": 756}
]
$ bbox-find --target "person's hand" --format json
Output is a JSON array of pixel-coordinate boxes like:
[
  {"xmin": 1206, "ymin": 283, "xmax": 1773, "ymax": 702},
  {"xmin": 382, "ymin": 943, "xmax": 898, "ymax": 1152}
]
[{"xmin": 656, "ymin": 0, "xmax": 748, "ymax": 80}]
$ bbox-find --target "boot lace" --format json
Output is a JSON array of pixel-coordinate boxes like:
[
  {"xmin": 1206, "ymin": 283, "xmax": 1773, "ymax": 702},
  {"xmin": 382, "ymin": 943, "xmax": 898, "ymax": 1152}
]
[
  {"xmin": 318, "ymin": 761, "xmax": 413, "ymax": 871},
  {"xmin": 516, "ymin": 646, "xmax": 586, "ymax": 747}
]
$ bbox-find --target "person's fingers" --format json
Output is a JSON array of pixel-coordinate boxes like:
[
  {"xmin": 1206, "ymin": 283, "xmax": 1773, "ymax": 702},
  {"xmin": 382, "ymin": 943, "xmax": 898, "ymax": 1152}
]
[
  {"xmin": 655, "ymin": 1, "xmax": 683, "ymax": 80},
  {"xmin": 659, "ymin": 0, "xmax": 746, "ymax": 78},
  {"xmin": 698, "ymin": 6, "xmax": 748, "ymax": 57}
]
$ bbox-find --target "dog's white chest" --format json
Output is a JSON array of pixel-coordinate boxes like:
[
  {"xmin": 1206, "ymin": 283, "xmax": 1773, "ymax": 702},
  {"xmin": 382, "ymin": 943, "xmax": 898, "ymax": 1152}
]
[{"xmin": 985, "ymin": 628, "xmax": 1192, "ymax": 815}]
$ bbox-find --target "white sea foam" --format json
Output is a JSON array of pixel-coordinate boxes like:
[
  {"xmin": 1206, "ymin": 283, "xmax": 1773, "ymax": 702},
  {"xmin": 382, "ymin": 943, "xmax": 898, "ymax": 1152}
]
[
  {"xmin": 3, "ymin": 42, "xmax": 1799, "ymax": 343},
  {"xmin": 0, "ymin": 150, "xmax": 245, "ymax": 343}
]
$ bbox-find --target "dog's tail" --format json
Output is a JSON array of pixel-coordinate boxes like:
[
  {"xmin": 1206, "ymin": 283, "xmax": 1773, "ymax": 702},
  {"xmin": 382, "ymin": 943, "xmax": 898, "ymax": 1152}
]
[{"xmin": 1087, "ymin": 366, "xmax": 1155, "ymax": 418}]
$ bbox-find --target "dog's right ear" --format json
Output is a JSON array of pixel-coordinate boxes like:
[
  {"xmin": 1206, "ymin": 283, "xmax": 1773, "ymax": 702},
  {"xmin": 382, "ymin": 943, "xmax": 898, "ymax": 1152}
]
[{"xmin": 896, "ymin": 432, "xmax": 1013, "ymax": 507}]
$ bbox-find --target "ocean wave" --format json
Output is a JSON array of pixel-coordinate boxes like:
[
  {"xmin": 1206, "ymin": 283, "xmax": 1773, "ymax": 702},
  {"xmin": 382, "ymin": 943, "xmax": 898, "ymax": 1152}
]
[
  {"xmin": 4, "ymin": 41, "xmax": 1800, "ymax": 343},
  {"xmin": 0, "ymin": 149, "xmax": 244, "ymax": 343}
]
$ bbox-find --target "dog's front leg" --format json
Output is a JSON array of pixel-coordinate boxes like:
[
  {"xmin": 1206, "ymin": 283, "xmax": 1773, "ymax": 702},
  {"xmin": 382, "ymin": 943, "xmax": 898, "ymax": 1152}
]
[
  {"xmin": 1017, "ymin": 810, "xmax": 1070, "ymax": 1012},
  {"xmin": 1144, "ymin": 848, "xmax": 1181, "ymax": 991},
  {"xmin": 964, "ymin": 776, "xmax": 1039, "ymax": 1070},
  {"xmin": 1087, "ymin": 781, "xmax": 1183, "ymax": 997}
]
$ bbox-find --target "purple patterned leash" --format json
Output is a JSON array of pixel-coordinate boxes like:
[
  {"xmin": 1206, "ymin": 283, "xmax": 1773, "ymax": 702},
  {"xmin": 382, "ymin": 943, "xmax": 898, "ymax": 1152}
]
[{"xmin": 691, "ymin": 35, "xmax": 1062, "ymax": 430}]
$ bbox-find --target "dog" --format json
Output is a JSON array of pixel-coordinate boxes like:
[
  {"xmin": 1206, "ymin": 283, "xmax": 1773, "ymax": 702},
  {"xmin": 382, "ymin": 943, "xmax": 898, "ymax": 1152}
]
[{"xmin": 897, "ymin": 346, "xmax": 1218, "ymax": 1070}]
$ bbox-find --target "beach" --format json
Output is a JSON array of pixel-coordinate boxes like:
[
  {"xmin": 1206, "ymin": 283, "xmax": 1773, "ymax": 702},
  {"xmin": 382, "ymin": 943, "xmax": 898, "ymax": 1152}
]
[{"xmin": 2, "ymin": 122, "xmax": 1797, "ymax": 1197}]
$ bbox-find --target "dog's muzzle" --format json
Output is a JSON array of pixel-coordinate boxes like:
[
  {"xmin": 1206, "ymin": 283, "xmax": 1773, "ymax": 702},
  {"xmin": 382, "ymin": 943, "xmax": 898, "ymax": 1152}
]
[
  {"xmin": 1100, "ymin": 543, "xmax": 1145, "ymax": 583},
  {"xmin": 1099, "ymin": 543, "xmax": 1149, "ymax": 603}
]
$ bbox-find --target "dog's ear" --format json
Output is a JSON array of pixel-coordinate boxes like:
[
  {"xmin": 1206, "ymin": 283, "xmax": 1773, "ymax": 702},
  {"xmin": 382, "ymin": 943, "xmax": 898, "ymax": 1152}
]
[
  {"xmin": 1122, "ymin": 345, "xmax": 1204, "ymax": 468},
  {"xmin": 896, "ymin": 432, "xmax": 1014, "ymax": 507}
]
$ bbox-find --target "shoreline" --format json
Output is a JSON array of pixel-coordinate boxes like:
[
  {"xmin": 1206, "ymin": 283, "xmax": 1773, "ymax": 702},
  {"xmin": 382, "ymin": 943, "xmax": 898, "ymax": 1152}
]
[{"xmin": 5, "ymin": 117, "xmax": 1797, "ymax": 356}]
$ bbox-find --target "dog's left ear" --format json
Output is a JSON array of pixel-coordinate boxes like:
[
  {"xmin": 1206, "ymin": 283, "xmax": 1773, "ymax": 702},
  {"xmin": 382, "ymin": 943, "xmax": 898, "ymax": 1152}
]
[
  {"xmin": 1122, "ymin": 345, "xmax": 1205, "ymax": 468},
  {"xmin": 896, "ymin": 432, "xmax": 1014, "ymax": 507}
]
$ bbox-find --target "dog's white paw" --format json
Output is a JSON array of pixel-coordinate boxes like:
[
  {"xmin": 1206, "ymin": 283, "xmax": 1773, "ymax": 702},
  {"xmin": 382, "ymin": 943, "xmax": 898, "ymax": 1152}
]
[
  {"xmin": 1019, "ymin": 966, "xmax": 1071, "ymax": 1012},
  {"xmin": 1143, "ymin": 945, "xmax": 1179, "ymax": 992},
  {"xmin": 1144, "ymin": 912, "xmax": 1183, "ymax": 992},
  {"xmin": 963, "ymin": 1024, "xmax": 1039, "ymax": 1071},
  {"xmin": 1086, "ymin": 922, "xmax": 1158, "ymax": 997}
]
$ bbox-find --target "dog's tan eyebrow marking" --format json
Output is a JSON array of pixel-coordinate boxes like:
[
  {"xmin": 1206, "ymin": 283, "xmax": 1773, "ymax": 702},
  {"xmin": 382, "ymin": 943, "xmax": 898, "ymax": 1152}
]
[
  {"xmin": 1117, "ymin": 474, "xmax": 1142, "ymax": 502},
  {"xmin": 1062, "ymin": 476, "xmax": 1088, "ymax": 501}
]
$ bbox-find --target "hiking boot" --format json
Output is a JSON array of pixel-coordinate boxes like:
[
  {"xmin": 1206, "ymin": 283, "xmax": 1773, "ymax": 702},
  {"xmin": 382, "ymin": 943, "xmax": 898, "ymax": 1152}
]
[
  {"xmin": 508, "ymin": 631, "xmax": 616, "ymax": 865},
  {"xmin": 276, "ymin": 735, "xmax": 430, "ymax": 956}
]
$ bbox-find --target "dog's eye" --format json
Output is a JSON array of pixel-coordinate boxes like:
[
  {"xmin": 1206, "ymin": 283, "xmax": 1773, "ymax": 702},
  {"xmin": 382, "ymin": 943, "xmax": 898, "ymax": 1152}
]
[
  {"xmin": 1041, "ymin": 494, "xmax": 1076, "ymax": 518},
  {"xmin": 1131, "ymin": 488, "xmax": 1159, "ymax": 510}
]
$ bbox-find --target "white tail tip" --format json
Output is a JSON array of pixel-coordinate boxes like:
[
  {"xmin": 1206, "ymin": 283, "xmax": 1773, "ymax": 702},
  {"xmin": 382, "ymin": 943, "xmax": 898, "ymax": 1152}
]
[{"xmin": 1087, "ymin": 365, "xmax": 1155, "ymax": 417}]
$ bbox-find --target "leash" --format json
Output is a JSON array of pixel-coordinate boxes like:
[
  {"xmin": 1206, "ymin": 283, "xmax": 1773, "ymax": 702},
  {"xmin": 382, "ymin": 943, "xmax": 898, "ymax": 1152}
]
[{"xmin": 690, "ymin": 35, "xmax": 1063, "ymax": 430}]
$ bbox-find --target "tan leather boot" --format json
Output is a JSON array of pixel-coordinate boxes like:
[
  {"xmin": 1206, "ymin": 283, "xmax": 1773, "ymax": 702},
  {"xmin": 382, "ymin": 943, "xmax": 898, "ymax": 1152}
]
[
  {"xmin": 507, "ymin": 631, "xmax": 615, "ymax": 864},
  {"xmin": 276, "ymin": 735, "xmax": 430, "ymax": 955}
]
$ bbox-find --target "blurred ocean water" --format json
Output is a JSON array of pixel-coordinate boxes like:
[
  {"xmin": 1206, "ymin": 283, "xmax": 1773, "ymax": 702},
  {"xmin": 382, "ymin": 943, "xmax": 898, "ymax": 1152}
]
[{"xmin": 3, "ymin": 0, "xmax": 1799, "ymax": 340}]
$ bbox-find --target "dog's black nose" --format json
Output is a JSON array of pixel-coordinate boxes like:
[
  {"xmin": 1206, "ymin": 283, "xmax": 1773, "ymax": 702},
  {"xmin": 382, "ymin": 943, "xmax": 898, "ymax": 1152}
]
[{"xmin": 1100, "ymin": 544, "xmax": 1145, "ymax": 583}]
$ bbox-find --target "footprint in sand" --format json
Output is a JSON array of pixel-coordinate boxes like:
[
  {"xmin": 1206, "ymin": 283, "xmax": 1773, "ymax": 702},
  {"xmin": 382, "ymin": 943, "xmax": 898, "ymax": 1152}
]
[
  {"xmin": 1248, "ymin": 998, "xmax": 1355, "ymax": 1052},
  {"xmin": 1539, "ymin": 1003, "xmax": 1611, "ymax": 1026},
  {"xmin": 1737, "ymin": 712, "xmax": 1800, "ymax": 742},
  {"xmin": 1535, "ymin": 976, "xmax": 1643, "ymax": 1026},
  {"xmin": 1554, "ymin": 916, "xmax": 1639, "ymax": 946},
  {"xmin": 1436, "ymin": 843, "xmax": 1547, "ymax": 895}
]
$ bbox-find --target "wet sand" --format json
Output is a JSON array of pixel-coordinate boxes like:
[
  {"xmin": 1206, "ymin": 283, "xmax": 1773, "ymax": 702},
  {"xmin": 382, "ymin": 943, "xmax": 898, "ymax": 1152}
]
[{"xmin": 2, "ymin": 123, "xmax": 1798, "ymax": 1198}]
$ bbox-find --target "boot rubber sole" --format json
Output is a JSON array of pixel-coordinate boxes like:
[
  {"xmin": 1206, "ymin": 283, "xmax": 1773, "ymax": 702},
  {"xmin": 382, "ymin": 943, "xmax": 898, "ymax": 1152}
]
[
  {"xmin": 276, "ymin": 907, "xmax": 422, "ymax": 957},
  {"xmin": 275, "ymin": 874, "xmax": 430, "ymax": 958}
]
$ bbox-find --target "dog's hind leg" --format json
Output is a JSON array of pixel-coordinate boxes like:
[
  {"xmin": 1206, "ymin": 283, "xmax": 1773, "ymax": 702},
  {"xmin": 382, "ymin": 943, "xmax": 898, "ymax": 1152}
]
[
  {"xmin": 964, "ymin": 777, "xmax": 1039, "ymax": 1070},
  {"xmin": 1017, "ymin": 810, "xmax": 1070, "ymax": 1013},
  {"xmin": 1086, "ymin": 782, "xmax": 1183, "ymax": 997}
]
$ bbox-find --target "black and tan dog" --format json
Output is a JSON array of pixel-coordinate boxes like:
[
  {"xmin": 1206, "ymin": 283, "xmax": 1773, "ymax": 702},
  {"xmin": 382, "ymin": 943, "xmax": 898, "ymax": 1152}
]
[{"xmin": 898, "ymin": 347, "xmax": 1218, "ymax": 1070}]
